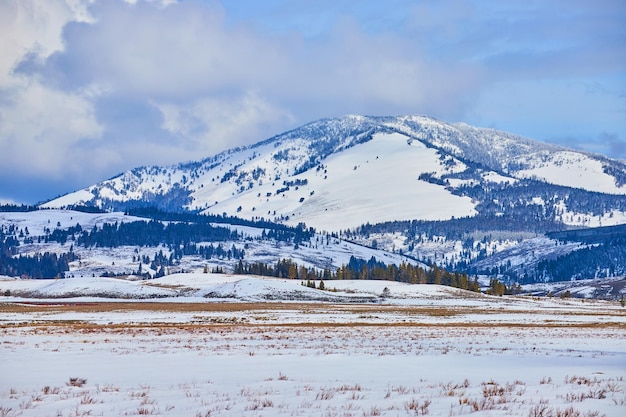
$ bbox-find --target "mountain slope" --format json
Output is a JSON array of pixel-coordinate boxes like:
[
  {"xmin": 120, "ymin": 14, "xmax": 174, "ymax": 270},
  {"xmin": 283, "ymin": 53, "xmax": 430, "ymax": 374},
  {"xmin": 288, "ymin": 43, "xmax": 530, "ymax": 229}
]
[
  {"xmin": 10, "ymin": 110, "xmax": 626, "ymax": 284},
  {"xmin": 42, "ymin": 115, "xmax": 626, "ymax": 233},
  {"xmin": 389, "ymin": 116, "xmax": 626, "ymax": 194}
]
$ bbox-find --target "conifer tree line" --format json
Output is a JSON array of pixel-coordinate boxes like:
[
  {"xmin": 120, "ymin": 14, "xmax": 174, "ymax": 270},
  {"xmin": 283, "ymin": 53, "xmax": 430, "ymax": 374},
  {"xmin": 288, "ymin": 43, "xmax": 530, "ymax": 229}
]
[
  {"xmin": 0, "ymin": 228, "xmax": 76, "ymax": 278},
  {"xmin": 70, "ymin": 220, "xmax": 237, "ymax": 247},
  {"xmin": 0, "ymin": 251, "xmax": 76, "ymax": 279},
  {"xmin": 1, "ymin": 224, "xmax": 75, "ymax": 278},
  {"xmin": 234, "ymin": 255, "xmax": 494, "ymax": 293},
  {"xmin": 1, "ymin": 227, "xmax": 73, "ymax": 279},
  {"xmin": 0, "ymin": 204, "xmax": 39, "ymax": 212}
]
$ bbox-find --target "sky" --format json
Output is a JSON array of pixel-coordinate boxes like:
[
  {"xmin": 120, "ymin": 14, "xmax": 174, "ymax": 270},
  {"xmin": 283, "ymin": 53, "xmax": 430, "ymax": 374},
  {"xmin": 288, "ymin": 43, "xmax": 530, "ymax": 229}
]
[{"xmin": 0, "ymin": 0, "xmax": 625, "ymax": 205}]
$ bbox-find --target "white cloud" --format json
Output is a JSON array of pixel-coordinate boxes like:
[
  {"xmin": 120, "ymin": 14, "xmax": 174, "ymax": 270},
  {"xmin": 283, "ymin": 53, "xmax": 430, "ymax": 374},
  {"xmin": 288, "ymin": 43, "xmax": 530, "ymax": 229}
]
[
  {"xmin": 0, "ymin": 1, "xmax": 65, "ymax": 86},
  {"xmin": 0, "ymin": 0, "xmax": 93, "ymax": 85},
  {"xmin": 43, "ymin": 1, "xmax": 483, "ymax": 114},
  {"xmin": 0, "ymin": 78, "xmax": 103, "ymax": 178},
  {"xmin": 0, "ymin": 0, "xmax": 624, "ymax": 203},
  {"xmin": 0, "ymin": 0, "xmax": 104, "ymax": 183},
  {"xmin": 21, "ymin": 0, "xmax": 483, "ymax": 167},
  {"xmin": 157, "ymin": 91, "xmax": 295, "ymax": 154}
]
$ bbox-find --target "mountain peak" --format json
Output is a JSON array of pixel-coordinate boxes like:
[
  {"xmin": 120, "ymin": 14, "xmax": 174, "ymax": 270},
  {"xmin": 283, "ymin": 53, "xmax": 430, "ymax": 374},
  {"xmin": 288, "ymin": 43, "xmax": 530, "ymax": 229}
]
[{"xmin": 42, "ymin": 115, "xmax": 626, "ymax": 231}]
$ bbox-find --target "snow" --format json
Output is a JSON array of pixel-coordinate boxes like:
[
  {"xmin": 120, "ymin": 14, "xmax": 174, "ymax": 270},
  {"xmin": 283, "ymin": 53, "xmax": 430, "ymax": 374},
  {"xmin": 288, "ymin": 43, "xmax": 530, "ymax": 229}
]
[
  {"xmin": 0, "ymin": 274, "xmax": 477, "ymax": 302},
  {"xmin": 0, "ymin": 209, "xmax": 424, "ymax": 279},
  {"xmin": 44, "ymin": 115, "xmax": 626, "ymax": 236},
  {"xmin": 522, "ymin": 275, "xmax": 626, "ymax": 299},
  {"xmin": 481, "ymin": 170, "xmax": 518, "ymax": 184},
  {"xmin": 517, "ymin": 151, "xmax": 626, "ymax": 195},
  {"xmin": 0, "ymin": 288, "xmax": 624, "ymax": 416},
  {"xmin": 3, "ymin": 209, "xmax": 624, "ymax": 293},
  {"xmin": 0, "ymin": 210, "xmax": 144, "ymax": 237},
  {"xmin": 556, "ymin": 201, "xmax": 626, "ymax": 228},
  {"xmin": 2, "ymin": 273, "xmax": 625, "ymax": 317},
  {"xmin": 289, "ymin": 133, "xmax": 475, "ymax": 229},
  {"xmin": 40, "ymin": 189, "xmax": 94, "ymax": 209},
  {"xmin": 470, "ymin": 236, "xmax": 582, "ymax": 270},
  {"xmin": 38, "ymin": 115, "xmax": 626, "ymax": 239},
  {"xmin": 200, "ymin": 132, "xmax": 477, "ymax": 231}
]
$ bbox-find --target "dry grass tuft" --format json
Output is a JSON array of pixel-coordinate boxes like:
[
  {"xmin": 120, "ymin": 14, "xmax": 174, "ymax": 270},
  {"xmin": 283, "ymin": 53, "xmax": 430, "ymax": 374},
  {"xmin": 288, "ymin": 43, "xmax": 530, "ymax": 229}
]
[
  {"xmin": 67, "ymin": 377, "xmax": 87, "ymax": 388},
  {"xmin": 528, "ymin": 404, "xmax": 605, "ymax": 417}
]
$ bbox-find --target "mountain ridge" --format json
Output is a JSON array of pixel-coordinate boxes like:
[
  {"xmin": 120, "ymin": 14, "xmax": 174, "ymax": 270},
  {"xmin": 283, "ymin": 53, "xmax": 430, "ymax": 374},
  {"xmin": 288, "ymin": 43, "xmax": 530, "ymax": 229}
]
[
  {"xmin": 42, "ymin": 114, "xmax": 626, "ymax": 231},
  {"xmin": 38, "ymin": 114, "xmax": 626, "ymax": 284}
]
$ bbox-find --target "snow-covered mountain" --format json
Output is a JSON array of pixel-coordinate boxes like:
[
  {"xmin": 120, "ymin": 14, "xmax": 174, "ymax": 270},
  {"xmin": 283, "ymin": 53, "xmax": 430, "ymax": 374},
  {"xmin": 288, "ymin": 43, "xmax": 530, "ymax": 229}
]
[
  {"xmin": 42, "ymin": 115, "xmax": 626, "ymax": 231},
  {"xmin": 18, "ymin": 115, "xmax": 626, "ymax": 285}
]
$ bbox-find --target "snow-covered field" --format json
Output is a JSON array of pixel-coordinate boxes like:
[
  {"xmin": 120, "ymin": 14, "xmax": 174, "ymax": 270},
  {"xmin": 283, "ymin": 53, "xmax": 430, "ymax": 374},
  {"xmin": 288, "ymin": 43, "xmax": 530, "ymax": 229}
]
[{"xmin": 1, "ymin": 276, "xmax": 625, "ymax": 417}]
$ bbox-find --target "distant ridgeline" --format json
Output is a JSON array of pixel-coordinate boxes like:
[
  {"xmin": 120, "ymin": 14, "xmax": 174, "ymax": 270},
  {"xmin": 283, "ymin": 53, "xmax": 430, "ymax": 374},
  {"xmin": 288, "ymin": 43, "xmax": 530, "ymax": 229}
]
[
  {"xmin": 31, "ymin": 114, "xmax": 626, "ymax": 286},
  {"xmin": 352, "ymin": 214, "xmax": 626, "ymax": 284},
  {"xmin": 0, "ymin": 204, "xmax": 39, "ymax": 212},
  {"xmin": 2, "ymin": 203, "xmax": 625, "ymax": 287},
  {"xmin": 473, "ymin": 224, "xmax": 626, "ymax": 283},
  {"xmin": 0, "ymin": 206, "xmax": 313, "ymax": 279},
  {"xmin": 533, "ymin": 224, "xmax": 626, "ymax": 282}
]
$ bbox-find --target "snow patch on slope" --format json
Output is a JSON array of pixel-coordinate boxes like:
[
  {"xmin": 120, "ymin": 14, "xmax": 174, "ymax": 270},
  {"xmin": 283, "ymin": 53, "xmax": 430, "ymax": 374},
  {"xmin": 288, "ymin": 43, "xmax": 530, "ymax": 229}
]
[
  {"xmin": 0, "ymin": 210, "xmax": 144, "ymax": 236},
  {"xmin": 205, "ymin": 132, "xmax": 477, "ymax": 231},
  {"xmin": 517, "ymin": 151, "xmax": 626, "ymax": 195}
]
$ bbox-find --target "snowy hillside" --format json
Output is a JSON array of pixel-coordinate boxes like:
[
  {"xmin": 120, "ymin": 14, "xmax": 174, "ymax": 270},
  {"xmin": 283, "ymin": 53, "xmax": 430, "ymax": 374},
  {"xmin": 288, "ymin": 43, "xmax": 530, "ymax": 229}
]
[
  {"xmin": 13, "ymin": 115, "xmax": 626, "ymax": 285},
  {"xmin": 2, "ymin": 272, "xmax": 624, "ymax": 303},
  {"xmin": 0, "ymin": 209, "xmax": 421, "ymax": 280},
  {"xmin": 41, "ymin": 115, "xmax": 626, "ymax": 232},
  {"xmin": 0, "ymin": 273, "xmax": 470, "ymax": 302},
  {"xmin": 2, "ymin": 207, "xmax": 625, "ymax": 296},
  {"xmin": 388, "ymin": 116, "xmax": 626, "ymax": 195},
  {"xmin": 0, "ymin": 209, "xmax": 146, "ymax": 237}
]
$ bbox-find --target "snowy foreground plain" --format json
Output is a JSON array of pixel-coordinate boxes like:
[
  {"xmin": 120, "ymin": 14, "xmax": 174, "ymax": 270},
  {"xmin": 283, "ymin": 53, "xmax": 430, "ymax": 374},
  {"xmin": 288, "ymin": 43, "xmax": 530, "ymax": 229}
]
[{"xmin": 1, "ymin": 274, "xmax": 625, "ymax": 417}]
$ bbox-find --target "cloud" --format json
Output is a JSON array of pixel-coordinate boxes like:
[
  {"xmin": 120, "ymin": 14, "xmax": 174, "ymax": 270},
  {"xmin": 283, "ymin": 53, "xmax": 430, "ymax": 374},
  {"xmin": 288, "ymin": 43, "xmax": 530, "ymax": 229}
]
[
  {"xmin": 1, "ymin": 0, "xmax": 625, "ymax": 204},
  {"xmin": 0, "ymin": 79, "xmax": 103, "ymax": 176},
  {"xmin": 37, "ymin": 1, "xmax": 290, "ymax": 99},
  {"xmin": 0, "ymin": 0, "xmax": 87, "ymax": 86},
  {"xmin": 156, "ymin": 91, "xmax": 296, "ymax": 154},
  {"xmin": 38, "ymin": 1, "xmax": 481, "ymax": 114},
  {"xmin": 601, "ymin": 132, "xmax": 626, "ymax": 160},
  {"xmin": 0, "ymin": 0, "xmax": 102, "ymax": 202},
  {"xmin": 8, "ymin": 0, "xmax": 483, "ymax": 169}
]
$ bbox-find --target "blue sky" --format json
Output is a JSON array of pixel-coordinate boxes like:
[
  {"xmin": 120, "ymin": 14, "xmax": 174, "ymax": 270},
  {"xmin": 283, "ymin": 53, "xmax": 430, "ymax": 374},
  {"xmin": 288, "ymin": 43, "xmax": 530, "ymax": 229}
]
[{"xmin": 0, "ymin": 0, "xmax": 624, "ymax": 204}]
